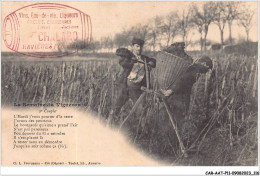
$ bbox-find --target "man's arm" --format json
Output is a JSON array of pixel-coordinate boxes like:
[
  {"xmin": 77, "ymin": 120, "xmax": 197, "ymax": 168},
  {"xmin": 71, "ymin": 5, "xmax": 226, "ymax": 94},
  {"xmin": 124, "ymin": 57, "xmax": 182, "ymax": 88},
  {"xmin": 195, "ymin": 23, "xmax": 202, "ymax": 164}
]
[
  {"xmin": 116, "ymin": 48, "xmax": 135, "ymax": 69},
  {"xmin": 162, "ymin": 67, "xmax": 197, "ymax": 96},
  {"xmin": 148, "ymin": 57, "xmax": 156, "ymax": 68},
  {"xmin": 142, "ymin": 55, "xmax": 156, "ymax": 68},
  {"xmin": 161, "ymin": 75, "xmax": 185, "ymax": 96}
]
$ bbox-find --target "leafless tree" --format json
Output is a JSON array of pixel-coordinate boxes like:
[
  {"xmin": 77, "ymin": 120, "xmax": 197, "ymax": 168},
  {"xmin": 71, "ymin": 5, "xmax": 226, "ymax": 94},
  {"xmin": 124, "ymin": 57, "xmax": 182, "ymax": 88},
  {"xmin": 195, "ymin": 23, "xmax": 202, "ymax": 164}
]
[
  {"xmin": 213, "ymin": 2, "xmax": 229, "ymax": 45},
  {"xmin": 108, "ymin": 36, "xmax": 114, "ymax": 52},
  {"xmin": 100, "ymin": 37, "xmax": 108, "ymax": 51},
  {"xmin": 190, "ymin": 8, "xmax": 204, "ymax": 51},
  {"xmin": 130, "ymin": 24, "xmax": 150, "ymax": 41},
  {"xmin": 190, "ymin": 2, "xmax": 217, "ymax": 51},
  {"xmin": 160, "ymin": 12, "xmax": 179, "ymax": 47},
  {"xmin": 89, "ymin": 40, "xmax": 101, "ymax": 53},
  {"xmin": 238, "ymin": 7, "xmax": 255, "ymax": 42},
  {"xmin": 226, "ymin": 2, "xmax": 241, "ymax": 44},
  {"xmin": 100, "ymin": 36, "xmax": 114, "ymax": 52},
  {"xmin": 114, "ymin": 28, "xmax": 132, "ymax": 47},
  {"xmin": 147, "ymin": 16, "xmax": 162, "ymax": 51},
  {"xmin": 176, "ymin": 7, "xmax": 193, "ymax": 47}
]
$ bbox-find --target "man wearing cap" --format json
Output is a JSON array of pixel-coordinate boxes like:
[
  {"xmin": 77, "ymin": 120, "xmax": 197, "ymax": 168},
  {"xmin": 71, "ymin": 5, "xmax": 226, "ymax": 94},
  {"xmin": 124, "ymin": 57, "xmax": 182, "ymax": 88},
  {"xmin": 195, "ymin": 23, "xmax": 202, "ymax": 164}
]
[{"xmin": 108, "ymin": 37, "xmax": 156, "ymax": 125}]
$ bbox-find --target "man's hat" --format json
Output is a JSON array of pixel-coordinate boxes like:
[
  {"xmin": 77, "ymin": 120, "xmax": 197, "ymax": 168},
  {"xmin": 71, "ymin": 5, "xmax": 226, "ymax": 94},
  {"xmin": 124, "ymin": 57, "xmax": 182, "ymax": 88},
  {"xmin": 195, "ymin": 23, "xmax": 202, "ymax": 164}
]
[
  {"xmin": 198, "ymin": 56, "xmax": 213, "ymax": 69},
  {"xmin": 132, "ymin": 37, "xmax": 144, "ymax": 46}
]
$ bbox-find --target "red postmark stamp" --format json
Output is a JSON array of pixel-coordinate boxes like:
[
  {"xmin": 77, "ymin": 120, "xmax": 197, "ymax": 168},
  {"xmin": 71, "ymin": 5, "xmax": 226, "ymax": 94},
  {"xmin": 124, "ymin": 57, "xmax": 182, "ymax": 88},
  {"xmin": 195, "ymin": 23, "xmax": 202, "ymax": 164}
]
[{"xmin": 3, "ymin": 3, "xmax": 92, "ymax": 58}]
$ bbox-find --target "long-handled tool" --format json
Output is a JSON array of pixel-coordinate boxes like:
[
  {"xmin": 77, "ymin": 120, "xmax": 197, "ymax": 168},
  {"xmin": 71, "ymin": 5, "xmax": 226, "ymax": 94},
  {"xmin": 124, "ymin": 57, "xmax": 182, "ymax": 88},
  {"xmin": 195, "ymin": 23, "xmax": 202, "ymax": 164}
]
[
  {"xmin": 119, "ymin": 57, "xmax": 188, "ymax": 157},
  {"xmin": 140, "ymin": 87, "xmax": 188, "ymax": 157},
  {"xmin": 119, "ymin": 57, "xmax": 150, "ymax": 129},
  {"xmin": 119, "ymin": 91, "xmax": 146, "ymax": 129},
  {"xmin": 161, "ymin": 97, "xmax": 188, "ymax": 157}
]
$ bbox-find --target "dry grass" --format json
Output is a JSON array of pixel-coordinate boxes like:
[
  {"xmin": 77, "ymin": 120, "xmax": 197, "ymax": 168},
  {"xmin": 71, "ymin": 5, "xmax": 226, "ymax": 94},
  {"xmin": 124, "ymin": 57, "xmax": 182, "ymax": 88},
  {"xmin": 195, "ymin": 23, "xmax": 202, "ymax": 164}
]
[{"xmin": 1, "ymin": 52, "xmax": 258, "ymax": 166}]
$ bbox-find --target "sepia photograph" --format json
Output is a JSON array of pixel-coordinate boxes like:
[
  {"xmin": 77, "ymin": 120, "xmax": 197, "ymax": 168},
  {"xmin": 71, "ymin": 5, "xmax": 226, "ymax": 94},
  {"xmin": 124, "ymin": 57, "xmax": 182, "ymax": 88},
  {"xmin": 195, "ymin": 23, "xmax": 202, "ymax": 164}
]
[{"xmin": 1, "ymin": 1, "xmax": 258, "ymax": 175}]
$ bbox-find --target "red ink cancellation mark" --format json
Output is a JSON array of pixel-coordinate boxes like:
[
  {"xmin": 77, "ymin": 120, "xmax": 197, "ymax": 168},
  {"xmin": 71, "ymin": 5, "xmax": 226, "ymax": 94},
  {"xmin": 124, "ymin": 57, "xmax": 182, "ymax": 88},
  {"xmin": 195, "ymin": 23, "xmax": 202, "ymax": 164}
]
[{"xmin": 3, "ymin": 3, "xmax": 92, "ymax": 58}]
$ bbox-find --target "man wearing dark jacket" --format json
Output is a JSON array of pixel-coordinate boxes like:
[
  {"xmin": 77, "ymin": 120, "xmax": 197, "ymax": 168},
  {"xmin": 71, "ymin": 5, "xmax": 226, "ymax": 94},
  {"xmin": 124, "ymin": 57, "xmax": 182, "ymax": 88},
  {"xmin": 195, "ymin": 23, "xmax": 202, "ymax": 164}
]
[
  {"xmin": 108, "ymin": 38, "xmax": 156, "ymax": 123},
  {"xmin": 161, "ymin": 56, "xmax": 213, "ymax": 120}
]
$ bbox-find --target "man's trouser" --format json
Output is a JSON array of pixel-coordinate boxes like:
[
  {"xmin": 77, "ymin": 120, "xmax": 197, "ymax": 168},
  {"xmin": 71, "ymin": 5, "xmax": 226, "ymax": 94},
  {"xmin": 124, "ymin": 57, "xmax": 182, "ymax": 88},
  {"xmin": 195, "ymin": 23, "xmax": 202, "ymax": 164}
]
[{"xmin": 109, "ymin": 83, "xmax": 145, "ymax": 122}]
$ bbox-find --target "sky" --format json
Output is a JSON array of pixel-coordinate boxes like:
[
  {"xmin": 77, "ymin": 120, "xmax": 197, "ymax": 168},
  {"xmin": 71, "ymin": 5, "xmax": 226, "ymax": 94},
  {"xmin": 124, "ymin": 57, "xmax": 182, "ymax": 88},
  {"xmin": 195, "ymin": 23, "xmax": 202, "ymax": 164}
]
[{"xmin": 1, "ymin": 1, "xmax": 258, "ymax": 52}]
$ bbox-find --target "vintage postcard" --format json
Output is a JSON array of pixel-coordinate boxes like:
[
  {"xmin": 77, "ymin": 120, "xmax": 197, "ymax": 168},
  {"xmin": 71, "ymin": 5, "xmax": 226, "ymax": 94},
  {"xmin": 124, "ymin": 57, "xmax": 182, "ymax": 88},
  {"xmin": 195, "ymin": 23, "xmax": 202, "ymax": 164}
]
[{"xmin": 1, "ymin": 1, "xmax": 259, "ymax": 175}]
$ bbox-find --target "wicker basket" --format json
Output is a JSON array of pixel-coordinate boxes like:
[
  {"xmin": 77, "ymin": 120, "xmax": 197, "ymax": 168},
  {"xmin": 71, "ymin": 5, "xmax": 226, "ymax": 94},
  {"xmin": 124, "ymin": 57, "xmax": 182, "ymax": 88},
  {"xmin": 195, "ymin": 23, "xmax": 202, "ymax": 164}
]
[{"xmin": 155, "ymin": 51, "xmax": 192, "ymax": 90}]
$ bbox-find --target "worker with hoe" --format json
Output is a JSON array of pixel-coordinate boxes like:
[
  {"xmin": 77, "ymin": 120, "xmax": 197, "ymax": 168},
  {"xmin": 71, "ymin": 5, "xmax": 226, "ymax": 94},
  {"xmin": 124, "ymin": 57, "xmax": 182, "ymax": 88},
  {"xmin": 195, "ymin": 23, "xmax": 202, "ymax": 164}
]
[
  {"xmin": 107, "ymin": 37, "xmax": 156, "ymax": 126},
  {"xmin": 157, "ymin": 43, "xmax": 214, "ymax": 155},
  {"xmin": 161, "ymin": 54, "xmax": 213, "ymax": 120}
]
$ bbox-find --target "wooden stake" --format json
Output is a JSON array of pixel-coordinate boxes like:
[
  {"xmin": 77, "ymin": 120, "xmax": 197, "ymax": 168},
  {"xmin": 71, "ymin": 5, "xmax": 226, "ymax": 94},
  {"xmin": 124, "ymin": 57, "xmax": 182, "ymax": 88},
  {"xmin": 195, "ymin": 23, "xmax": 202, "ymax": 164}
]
[
  {"xmin": 60, "ymin": 63, "xmax": 65, "ymax": 104},
  {"xmin": 162, "ymin": 98, "xmax": 188, "ymax": 157},
  {"xmin": 32, "ymin": 67, "xmax": 42, "ymax": 104},
  {"xmin": 119, "ymin": 92, "xmax": 146, "ymax": 129}
]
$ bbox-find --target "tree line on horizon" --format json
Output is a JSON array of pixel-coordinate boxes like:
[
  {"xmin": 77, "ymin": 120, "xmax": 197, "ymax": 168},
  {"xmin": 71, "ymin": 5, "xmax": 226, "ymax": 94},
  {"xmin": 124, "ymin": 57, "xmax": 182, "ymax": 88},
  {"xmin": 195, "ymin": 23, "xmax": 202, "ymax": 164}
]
[{"xmin": 69, "ymin": 2, "xmax": 256, "ymax": 53}]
